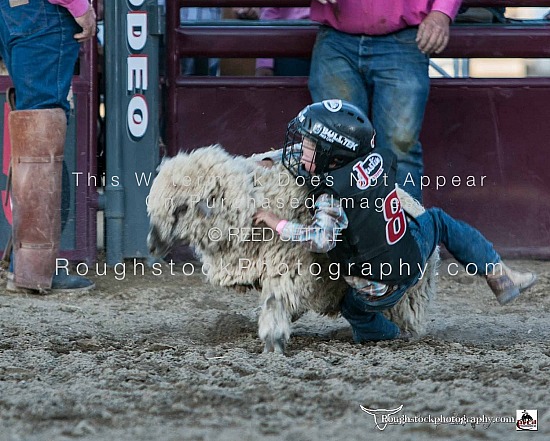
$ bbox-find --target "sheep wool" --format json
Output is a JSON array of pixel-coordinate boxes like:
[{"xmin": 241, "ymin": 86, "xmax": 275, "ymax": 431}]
[{"xmin": 147, "ymin": 145, "xmax": 439, "ymax": 353}]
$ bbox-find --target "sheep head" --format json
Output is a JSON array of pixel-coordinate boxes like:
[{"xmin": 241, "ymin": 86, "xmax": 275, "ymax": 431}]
[{"xmin": 147, "ymin": 145, "xmax": 257, "ymax": 257}]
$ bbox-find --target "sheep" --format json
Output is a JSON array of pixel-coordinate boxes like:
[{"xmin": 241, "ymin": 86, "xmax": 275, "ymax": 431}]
[{"xmin": 147, "ymin": 145, "xmax": 439, "ymax": 353}]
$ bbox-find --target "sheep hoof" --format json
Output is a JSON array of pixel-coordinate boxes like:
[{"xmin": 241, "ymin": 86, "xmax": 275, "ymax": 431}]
[{"xmin": 263, "ymin": 337, "xmax": 285, "ymax": 355}]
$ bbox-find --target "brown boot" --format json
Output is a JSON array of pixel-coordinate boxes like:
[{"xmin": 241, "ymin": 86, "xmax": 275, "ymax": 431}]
[
  {"xmin": 9, "ymin": 109, "xmax": 66, "ymax": 292},
  {"xmin": 486, "ymin": 263, "xmax": 537, "ymax": 305}
]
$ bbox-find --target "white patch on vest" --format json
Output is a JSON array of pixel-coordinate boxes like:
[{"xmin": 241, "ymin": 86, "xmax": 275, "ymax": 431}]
[{"xmin": 352, "ymin": 153, "xmax": 384, "ymax": 189}]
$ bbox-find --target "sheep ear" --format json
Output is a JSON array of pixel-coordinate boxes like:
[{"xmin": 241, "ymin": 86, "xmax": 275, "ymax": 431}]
[{"xmin": 196, "ymin": 200, "xmax": 213, "ymax": 218}]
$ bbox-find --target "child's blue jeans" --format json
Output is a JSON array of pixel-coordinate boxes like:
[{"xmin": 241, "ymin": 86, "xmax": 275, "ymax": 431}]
[{"xmin": 341, "ymin": 208, "xmax": 501, "ymax": 342}]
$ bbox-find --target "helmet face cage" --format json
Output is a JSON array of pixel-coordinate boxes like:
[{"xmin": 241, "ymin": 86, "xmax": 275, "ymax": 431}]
[
  {"xmin": 282, "ymin": 118, "xmax": 308, "ymax": 179},
  {"xmin": 282, "ymin": 120, "xmax": 333, "ymax": 182},
  {"xmin": 282, "ymin": 100, "xmax": 375, "ymax": 182}
]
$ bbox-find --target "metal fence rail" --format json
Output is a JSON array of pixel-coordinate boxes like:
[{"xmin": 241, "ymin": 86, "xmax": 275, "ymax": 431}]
[{"xmin": 164, "ymin": 1, "xmax": 550, "ymax": 258}]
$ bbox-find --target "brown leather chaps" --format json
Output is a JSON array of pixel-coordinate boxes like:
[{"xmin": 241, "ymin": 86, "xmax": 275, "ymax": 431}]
[{"xmin": 9, "ymin": 109, "xmax": 66, "ymax": 291}]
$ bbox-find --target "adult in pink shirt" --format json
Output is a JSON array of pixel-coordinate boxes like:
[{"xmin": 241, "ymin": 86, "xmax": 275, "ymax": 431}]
[
  {"xmin": 49, "ymin": 0, "xmax": 96, "ymax": 41},
  {"xmin": 308, "ymin": 0, "xmax": 462, "ymax": 201},
  {"xmin": 0, "ymin": 0, "xmax": 96, "ymax": 293}
]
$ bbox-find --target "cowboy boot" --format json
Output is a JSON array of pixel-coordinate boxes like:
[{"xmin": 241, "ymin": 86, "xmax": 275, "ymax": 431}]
[
  {"xmin": 486, "ymin": 263, "xmax": 537, "ymax": 305},
  {"xmin": 7, "ymin": 108, "xmax": 94, "ymax": 293},
  {"xmin": 6, "ymin": 106, "xmax": 95, "ymax": 294}
]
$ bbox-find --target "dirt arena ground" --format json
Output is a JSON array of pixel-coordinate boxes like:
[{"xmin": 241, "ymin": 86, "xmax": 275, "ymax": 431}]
[{"xmin": 0, "ymin": 258, "xmax": 548, "ymax": 441}]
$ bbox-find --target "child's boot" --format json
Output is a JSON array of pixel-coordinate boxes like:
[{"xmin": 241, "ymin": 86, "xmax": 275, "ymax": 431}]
[{"xmin": 486, "ymin": 263, "xmax": 537, "ymax": 305}]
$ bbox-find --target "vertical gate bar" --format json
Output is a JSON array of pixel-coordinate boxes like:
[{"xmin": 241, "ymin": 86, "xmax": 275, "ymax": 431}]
[
  {"xmin": 104, "ymin": 0, "xmax": 161, "ymax": 266},
  {"xmin": 166, "ymin": 0, "xmax": 180, "ymax": 152},
  {"xmin": 104, "ymin": 0, "xmax": 125, "ymax": 266}
]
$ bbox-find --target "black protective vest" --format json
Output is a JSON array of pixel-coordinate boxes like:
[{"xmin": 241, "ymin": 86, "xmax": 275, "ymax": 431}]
[{"xmin": 314, "ymin": 149, "xmax": 422, "ymax": 284}]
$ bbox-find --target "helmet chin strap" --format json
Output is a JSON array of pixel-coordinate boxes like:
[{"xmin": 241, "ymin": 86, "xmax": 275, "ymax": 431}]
[{"xmin": 313, "ymin": 145, "xmax": 333, "ymax": 174}]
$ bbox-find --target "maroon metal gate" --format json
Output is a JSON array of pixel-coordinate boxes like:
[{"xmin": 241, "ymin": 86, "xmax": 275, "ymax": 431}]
[{"xmin": 165, "ymin": 0, "xmax": 550, "ymax": 258}]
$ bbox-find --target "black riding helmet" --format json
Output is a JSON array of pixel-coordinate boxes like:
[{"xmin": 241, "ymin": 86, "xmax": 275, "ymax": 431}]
[{"xmin": 282, "ymin": 99, "xmax": 375, "ymax": 183}]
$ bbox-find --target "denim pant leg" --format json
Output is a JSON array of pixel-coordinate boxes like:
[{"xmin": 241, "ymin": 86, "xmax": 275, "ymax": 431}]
[
  {"xmin": 340, "ymin": 206, "xmax": 500, "ymax": 343},
  {"xmin": 0, "ymin": 0, "xmax": 80, "ymax": 115},
  {"xmin": 340, "ymin": 287, "xmax": 401, "ymax": 342},
  {"xmin": 309, "ymin": 26, "xmax": 429, "ymax": 201},
  {"xmin": 309, "ymin": 27, "xmax": 370, "ymax": 110},
  {"xmin": 411, "ymin": 208, "xmax": 501, "ymax": 275},
  {"xmin": 368, "ymin": 28, "xmax": 430, "ymax": 202},
  {"xmin": 340, "ymin": 266, "xmax": 422, "ymax": 342}
]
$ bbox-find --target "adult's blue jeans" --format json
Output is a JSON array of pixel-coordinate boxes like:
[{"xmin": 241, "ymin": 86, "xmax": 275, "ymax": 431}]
[
  {"xmin": 341, "ymin": 208, "xmax": 502, "ymax": 342},
  {"xmin": 0, "ymin": 0, "xmax": 79, "ymax": 273},
  {"xmin": 309, "ymin": 26, "xmax": 430, "ymax": 201},
  {"xmin": 0, "ymin": 0, "xmax": 80, "ymax": 115}
]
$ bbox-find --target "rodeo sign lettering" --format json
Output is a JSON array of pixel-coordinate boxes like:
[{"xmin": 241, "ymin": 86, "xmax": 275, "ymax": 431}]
[{"xmin": 126, "ymin": 0, "xmax": 149, "ymax": 138}]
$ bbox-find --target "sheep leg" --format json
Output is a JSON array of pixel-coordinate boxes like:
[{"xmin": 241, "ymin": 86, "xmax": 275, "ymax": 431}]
[{"xmin": 258, "ymin": 294, "xmax": 291, "ymax": 354}]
